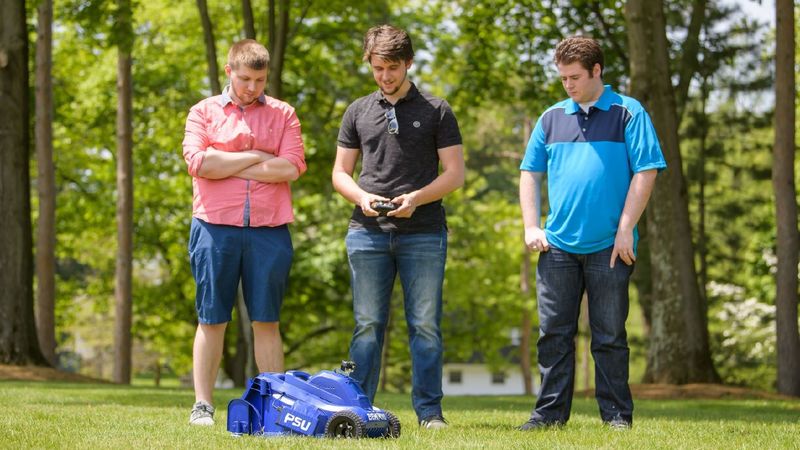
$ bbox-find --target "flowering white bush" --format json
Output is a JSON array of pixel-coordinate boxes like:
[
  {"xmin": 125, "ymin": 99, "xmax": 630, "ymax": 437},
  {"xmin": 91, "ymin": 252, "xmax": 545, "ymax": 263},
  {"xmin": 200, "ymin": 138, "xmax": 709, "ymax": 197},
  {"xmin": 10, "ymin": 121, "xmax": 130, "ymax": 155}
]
[{"xmin": 709, "ymin": 281, "xmax": 777, "ymax": 389}]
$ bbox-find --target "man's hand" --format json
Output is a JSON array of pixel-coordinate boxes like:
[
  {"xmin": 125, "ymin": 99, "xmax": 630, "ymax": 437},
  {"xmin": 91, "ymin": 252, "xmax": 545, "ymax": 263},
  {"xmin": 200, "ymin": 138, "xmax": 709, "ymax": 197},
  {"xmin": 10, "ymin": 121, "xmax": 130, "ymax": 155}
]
[
  {"xmin": 387, "ymin": 192, "xmax": 419, "ymax": 218},
  {"xmin": 359, "ymin": 193, "xmax": 391, "ymax": 217},
  {"xmin": 610, "ymin": 227, "xmax": 635, "ymax": 268},
  {"xmin": 524, "ymin": 227, "xmax": 550, "ymax": 252}
]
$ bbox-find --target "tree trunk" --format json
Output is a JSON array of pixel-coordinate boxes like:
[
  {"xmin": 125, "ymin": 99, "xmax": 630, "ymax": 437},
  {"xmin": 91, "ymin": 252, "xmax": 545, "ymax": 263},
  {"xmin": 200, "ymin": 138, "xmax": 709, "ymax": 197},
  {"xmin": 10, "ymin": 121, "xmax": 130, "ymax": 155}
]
[
  {"xmin": 519, "ymin": 245, "xmax": 534, "ymax": 395},
  {"xmin": 697, "ymin": 77, "xmax": 709, "ymax": 301},
  {"xmin": 154, "ymin": 358, "xmax": 161, "ymax": 387},
  {"xmin": 237, "ymin": 286, "xmax": 256, "ymax": 378},
  {"xmin": 222, "ymin": 317, "xmax": 246, "ymax": 386},
  {"xmin": 196, "ymin": 0, "xmax": 221, "ymax": 95},
  {"xmin": 519, "ymin": 116, "xmax": 534, "ymax": 395},
  {"xmin": 675, "ymin": 0, "xmax": 707, "ymax": 120},
  {"xmin": 242, "ymin": 0, "xmax": 256, "ymax": 39},
  {"xmin": 631, "ymin": 222, "xmax": 652, "ymax": 339},
  {"xmin": 268, "ymin": 0, "xmax": 289, "ymax": 99},
  {"xmin": 35, "ymin": 0, "xmax": 57, "ymax": 367},
  {"xmin": 113, "ymin": 0, "xmax": 134, "ymax": 384},
  {"xmin": 0, "ymin": 0, "xmax": 46, "ymax": 366},
  {"xmin": 625, "ymin": 0, "xmax": 718, "ymax": 384},
  {"xmin": 223, "ymin": 285, "xmax": 254, "ymax": 387},
  {"xmin": 267, "ymin": 0, "xmax": 275, "ymax": 62},
  {"xmin": 773, "ymin": 0, "xmax": 800, "ymax": 397}
]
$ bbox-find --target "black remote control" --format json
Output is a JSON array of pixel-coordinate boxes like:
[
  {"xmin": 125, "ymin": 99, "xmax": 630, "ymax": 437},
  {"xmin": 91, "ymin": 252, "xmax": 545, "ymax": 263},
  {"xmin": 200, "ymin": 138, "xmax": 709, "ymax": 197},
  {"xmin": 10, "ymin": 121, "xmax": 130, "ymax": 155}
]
[{"xmin": 371, "ymin": 201, "xmax": 398, "ymax": 216}]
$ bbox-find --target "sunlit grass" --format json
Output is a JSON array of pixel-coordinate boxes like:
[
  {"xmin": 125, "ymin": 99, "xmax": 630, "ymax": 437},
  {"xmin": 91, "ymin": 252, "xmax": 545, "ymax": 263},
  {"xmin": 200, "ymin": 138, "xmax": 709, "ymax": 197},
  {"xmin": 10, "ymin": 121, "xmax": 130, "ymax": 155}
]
[{"xmin": 1, "ymin": 381, "xmax": 798, "ymax": 449}]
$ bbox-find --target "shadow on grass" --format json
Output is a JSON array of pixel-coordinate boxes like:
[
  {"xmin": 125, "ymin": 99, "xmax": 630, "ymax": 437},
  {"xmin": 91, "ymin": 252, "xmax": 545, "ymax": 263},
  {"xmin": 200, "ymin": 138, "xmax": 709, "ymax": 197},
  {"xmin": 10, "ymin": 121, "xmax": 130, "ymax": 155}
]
[
  {"xmin": 0, "ymin": 380, "xmax": 194, "ymax": 408},
  {"xmin": 562, "ymin": 398, "xmax": 800, "ymax": 425},
  {"xmin": 632, "ymin": 399, "xmax": 800, "ymax": 424},
  {"xmin": 438, "ymin": 395, "xmax": 800, "ymax": 426}
]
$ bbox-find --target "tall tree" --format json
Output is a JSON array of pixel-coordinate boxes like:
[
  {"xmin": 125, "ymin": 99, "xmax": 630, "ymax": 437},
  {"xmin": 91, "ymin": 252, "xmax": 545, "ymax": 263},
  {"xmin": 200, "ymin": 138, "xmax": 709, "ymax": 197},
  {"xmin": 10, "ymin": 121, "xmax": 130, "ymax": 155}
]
[
  {"xmin": 242, "ymin": 0, "xmax": 256, "ymax": 39},
  {"xmin": 196, "ymin": 0, "xmax": 221, "ymax": 95},
  {"xmin": 625, "ymin": 0, "xmax": 718, "ymax": 383},
  {"xmin": 267, "ymin": 0, "xmax": 289, "ymax": 99},
  {"xmin": 0, "ymin": 0, "xmax": 46, "ymax": 366},
  {"xmin": 113, "ymin": 0, "xmax": 134, "ymax": 384},
  {"xmin": 35, "ymin": 0, "xmax": 57, "ymax": 366},
  {"xmin": 773, "ymin": 0, "xmax": 800, "ymax": 397},
  {"xmin": 519, "ymin": 118, "xmax": 534, "ymax": 395}
]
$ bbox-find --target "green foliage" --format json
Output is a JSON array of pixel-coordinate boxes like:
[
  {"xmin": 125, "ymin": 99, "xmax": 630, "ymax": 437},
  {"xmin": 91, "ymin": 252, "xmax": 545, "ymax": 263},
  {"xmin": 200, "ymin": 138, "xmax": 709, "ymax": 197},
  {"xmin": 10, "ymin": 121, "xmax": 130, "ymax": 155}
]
[
  {"xmin": 675, "ymin": 3, "xmax": 796, "ymax": 390},
  {"xmin": 443, "ymin": 183, "xmax": 527, "ymax": 370},
  {"xmin": 30, "ymin": 0, "xmax": 796, "ymax": 392}
]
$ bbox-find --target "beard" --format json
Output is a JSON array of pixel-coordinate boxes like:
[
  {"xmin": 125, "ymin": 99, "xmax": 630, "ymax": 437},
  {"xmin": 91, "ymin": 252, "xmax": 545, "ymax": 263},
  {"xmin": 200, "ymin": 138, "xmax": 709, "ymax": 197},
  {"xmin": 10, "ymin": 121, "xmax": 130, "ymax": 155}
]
[{"xmin": 379, "ymin": 69, "xmax": 408, "ymax": 96}]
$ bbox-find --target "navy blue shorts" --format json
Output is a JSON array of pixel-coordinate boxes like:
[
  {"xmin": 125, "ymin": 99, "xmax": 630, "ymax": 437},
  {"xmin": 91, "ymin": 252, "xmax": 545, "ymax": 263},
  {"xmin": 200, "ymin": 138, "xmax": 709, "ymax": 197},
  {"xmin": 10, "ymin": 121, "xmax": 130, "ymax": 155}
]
[{"xmin": 188, "ymin": 218, "xmax": 293, "ymax": 324}]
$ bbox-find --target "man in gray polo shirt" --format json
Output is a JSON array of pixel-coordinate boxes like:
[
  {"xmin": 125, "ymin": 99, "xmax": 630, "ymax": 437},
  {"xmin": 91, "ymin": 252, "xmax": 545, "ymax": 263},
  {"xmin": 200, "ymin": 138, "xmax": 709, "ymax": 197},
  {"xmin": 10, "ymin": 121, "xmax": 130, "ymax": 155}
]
[{"xmin": 332, "ymin": 24, "xmax": 465, "ymax": 429}]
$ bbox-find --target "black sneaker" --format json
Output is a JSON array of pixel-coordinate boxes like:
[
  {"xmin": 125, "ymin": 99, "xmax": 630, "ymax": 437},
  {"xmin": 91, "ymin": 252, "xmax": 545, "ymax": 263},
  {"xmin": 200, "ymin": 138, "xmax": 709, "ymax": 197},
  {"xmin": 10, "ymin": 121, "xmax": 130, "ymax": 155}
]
[
  {"xmin": 420, "ymin": 415, "xmax": 448, "ymax": 429},
  {"xmin": 518, "ymin": 419, "xmax": 561, "ymax": 431}
]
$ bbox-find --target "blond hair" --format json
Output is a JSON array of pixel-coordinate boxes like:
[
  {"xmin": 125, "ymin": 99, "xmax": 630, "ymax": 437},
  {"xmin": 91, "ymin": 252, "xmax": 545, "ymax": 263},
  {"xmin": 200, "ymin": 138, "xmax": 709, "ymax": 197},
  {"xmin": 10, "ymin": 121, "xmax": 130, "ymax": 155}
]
[{"xmin": 228, "ymin": 39, "xmax": 270, "ymax": 70}]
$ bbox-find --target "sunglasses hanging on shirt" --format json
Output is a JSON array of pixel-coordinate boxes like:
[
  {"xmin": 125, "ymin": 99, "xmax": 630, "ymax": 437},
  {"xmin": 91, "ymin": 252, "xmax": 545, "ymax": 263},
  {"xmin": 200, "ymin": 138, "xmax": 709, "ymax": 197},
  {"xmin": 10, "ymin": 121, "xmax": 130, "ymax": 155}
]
[{"xmin": 385, "ymin": 107, "xmax": 399, "ymax": 135}]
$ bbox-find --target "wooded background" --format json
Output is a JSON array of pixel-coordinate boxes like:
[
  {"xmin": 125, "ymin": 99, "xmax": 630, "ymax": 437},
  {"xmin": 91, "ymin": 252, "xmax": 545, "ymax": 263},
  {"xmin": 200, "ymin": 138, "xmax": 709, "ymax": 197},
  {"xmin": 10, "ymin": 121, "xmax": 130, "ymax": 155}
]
[{"xmin": 1, "ymin": 0, "xmax": 798, "ymax": 397}]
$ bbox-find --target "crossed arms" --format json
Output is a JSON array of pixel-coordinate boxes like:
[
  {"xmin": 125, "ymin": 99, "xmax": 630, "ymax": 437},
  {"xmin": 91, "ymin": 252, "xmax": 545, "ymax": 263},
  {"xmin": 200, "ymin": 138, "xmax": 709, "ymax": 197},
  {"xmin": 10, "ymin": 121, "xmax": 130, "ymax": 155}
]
[{"xmin": 197, "ymin": 148, "xmax": 299, "ymax": 183}]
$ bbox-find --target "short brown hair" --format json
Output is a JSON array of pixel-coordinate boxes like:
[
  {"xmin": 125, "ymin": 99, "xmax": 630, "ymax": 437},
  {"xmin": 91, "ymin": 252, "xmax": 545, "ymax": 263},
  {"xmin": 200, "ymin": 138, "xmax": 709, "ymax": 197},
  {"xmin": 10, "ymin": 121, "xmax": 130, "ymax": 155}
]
[
  {"xmin": 554, "ymin": 36, "xmax": 604, "ymax": 77},
  {"xmin": 362, "ymin": 25, "xmax": 414, "ymax": 63},
  {"xmin": 228, "ymin": 39, "xmax": 270, "ymax": 70}
]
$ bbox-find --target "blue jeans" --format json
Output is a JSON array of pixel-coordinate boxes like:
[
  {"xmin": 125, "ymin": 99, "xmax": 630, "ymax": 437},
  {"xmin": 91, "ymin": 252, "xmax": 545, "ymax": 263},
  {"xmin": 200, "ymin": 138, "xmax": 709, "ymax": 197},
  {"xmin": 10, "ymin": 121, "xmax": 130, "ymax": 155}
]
[
  {"xmin": 345, "ymin": 228, "xmax": 447, "ymax": 421},
  {"xmin": 531, "ymin": 246, "xmax": 634, "ymax": 424}
]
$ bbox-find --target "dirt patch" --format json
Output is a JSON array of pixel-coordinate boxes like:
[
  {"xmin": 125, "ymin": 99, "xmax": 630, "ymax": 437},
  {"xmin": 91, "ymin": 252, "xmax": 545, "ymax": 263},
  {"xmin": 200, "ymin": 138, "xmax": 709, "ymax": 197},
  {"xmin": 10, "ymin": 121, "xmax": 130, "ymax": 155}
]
[
  {"xmin": 577, "ymin": 383, "xmax": 795, "ymax": 401},
  {"xmin": 0, "ymin": 364, "xmax": 109, "ymax": 383}
]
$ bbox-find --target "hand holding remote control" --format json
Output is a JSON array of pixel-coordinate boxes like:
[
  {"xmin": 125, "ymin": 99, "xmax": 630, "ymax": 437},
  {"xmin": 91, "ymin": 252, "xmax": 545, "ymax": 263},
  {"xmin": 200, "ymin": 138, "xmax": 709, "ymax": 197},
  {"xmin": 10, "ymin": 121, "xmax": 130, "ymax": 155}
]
[{"xmin": 371, "ymin": 201, "xmax": 398, "ymax": 216}]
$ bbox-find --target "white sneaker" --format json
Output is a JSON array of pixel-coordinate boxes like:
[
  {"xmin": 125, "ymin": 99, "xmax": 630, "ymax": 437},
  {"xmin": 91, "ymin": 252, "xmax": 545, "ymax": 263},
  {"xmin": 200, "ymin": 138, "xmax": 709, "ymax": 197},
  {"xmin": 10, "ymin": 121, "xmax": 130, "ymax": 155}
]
[
  {"xmin": 420, "ymin": 416, "xmax": 448, "ymax": 429},
  {"xmin": 189, "ymin": 401, "xmax": 215, "ymax": 426}
]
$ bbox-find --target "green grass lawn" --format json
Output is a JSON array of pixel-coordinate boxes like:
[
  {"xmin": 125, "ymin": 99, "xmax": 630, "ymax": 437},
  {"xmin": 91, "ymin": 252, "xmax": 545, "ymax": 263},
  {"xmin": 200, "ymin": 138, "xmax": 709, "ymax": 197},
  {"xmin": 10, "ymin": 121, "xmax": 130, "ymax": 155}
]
[{"xmin": 1, "ymin": 381, "xmax": 798, "ymax": 449}]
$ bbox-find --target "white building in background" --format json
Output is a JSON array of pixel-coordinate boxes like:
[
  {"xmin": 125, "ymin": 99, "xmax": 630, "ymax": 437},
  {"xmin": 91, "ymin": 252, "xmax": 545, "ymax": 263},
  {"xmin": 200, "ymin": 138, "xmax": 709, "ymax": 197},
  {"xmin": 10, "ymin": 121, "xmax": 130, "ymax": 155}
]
[
  {"xmin": 442, "ymin": 362, "xmax": 534, "ymax": 396},
  {"xmin": 441, "ymin": 329, "xmax": 538, "ymax": 396}
]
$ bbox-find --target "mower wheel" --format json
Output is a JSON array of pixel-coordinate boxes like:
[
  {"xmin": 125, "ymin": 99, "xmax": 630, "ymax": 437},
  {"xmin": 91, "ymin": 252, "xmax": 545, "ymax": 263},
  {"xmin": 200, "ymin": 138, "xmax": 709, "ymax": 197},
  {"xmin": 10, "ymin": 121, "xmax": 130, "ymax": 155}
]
[
  {"xmin": 325, "ymin": 410, "xmax": 366, "ymax": 438},
  {"xmin": 384, "ymin": 410, "xmax": 401, "ymax": 438}
]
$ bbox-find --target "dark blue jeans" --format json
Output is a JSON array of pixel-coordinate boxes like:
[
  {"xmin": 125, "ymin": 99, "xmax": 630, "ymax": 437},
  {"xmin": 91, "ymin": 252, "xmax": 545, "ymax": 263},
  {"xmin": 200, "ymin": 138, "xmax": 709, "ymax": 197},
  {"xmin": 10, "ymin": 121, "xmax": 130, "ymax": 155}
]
[
  {"xmin": 345, "ymin": 228, "xmax": 447, "ymax": 421},
  {"xmin": 530, "ymin": 246, "xmax": 634, "ymax": 424}
]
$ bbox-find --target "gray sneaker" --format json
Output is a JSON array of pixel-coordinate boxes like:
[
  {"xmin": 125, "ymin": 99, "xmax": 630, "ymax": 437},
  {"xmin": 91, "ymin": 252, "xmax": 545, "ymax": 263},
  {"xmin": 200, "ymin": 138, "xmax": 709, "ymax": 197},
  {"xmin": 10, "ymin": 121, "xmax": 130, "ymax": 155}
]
[
  {"xmin": 189, "ymin": 401, "xmax": 215, "ymax": 426},
  {"xmin": 604, "ymin": 417, "xmax": 631, "ymax": 430},
  {"xmin": 420, "ymin": 415, "xmax": 448, "ymax": 430}
]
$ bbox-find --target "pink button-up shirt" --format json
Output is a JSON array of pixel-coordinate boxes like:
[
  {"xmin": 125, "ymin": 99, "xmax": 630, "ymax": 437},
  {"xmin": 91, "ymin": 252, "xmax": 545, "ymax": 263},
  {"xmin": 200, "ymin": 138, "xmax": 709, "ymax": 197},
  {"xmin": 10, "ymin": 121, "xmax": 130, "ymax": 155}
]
[{"xmin": 182, "ymin": 89, "xmax": 307, "ymax": 227}]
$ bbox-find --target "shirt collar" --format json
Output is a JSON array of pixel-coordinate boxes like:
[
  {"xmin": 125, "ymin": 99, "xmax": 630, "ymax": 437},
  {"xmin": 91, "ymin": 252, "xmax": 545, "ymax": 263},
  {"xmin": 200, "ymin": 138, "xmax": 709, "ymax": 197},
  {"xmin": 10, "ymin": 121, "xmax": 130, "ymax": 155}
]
[
  {"xmin": 375, "ymin": 82, "xmax": 420, "ymax": 105},
  {"xmin": 565, "ymin": 84, "xmax": 613, "ymax": 114},
  {"xmin": 218, "ymin": 85, "xmax": 267, "ymax": 107}
]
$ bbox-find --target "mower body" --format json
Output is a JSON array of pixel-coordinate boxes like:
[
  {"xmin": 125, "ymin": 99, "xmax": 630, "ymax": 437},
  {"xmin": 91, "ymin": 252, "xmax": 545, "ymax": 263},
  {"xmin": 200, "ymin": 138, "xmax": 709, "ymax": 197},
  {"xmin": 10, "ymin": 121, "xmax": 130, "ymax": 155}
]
[{"xmin": 226, "ymin": 367, "xmax": 400, "ymax": 438}]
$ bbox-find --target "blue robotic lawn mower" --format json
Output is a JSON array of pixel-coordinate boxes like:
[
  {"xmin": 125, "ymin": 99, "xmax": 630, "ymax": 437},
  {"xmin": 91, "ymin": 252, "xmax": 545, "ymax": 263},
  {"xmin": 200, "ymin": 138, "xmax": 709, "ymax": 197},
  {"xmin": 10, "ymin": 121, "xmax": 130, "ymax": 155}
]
[{"xmin": 226, "ymin": 361, "xmax": 401, "ymax": 439}]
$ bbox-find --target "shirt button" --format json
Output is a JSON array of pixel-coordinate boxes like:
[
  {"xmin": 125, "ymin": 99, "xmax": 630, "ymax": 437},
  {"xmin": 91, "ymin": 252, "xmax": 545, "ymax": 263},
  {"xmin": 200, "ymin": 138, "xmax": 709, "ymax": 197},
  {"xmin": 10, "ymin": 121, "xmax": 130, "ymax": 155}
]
[
  {"xmin": 582, "ymin": 128, "xmax": 586, "ymax": 132},
  {"xmin": 584, "ymin": 117, "xmax": 588, "ymax": 121}
]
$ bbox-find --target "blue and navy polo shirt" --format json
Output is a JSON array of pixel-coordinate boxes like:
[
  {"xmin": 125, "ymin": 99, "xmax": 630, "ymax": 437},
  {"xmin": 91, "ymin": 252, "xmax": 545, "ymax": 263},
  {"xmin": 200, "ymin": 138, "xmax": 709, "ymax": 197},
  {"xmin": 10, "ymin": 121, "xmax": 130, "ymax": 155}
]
[{"xmin": 520, "ymin": 85, "xmax": 667, "ymax": 254}]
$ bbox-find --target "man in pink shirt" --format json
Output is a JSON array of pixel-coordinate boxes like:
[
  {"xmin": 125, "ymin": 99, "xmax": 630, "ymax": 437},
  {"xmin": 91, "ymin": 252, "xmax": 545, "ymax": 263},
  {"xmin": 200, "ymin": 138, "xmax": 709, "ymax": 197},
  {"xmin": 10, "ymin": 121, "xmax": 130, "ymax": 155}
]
[{"xmin": 182, "ymin": 39, "xmax": 306, "ymax": 426}]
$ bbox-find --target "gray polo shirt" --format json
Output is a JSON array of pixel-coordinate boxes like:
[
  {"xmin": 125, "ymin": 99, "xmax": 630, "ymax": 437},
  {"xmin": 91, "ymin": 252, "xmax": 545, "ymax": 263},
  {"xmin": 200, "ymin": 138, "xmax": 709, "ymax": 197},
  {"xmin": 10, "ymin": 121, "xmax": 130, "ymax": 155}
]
[{"xmin": 338, "ymin": 83, "xmax": 462, "ymax": 233}]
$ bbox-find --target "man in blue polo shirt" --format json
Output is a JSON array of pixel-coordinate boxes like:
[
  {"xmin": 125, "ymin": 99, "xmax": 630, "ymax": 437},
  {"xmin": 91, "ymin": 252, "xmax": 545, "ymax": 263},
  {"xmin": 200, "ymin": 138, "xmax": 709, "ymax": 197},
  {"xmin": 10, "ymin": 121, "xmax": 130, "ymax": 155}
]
[{"xmin": 518, "ymin": 36, "xmax": 666, "ymax": 431}]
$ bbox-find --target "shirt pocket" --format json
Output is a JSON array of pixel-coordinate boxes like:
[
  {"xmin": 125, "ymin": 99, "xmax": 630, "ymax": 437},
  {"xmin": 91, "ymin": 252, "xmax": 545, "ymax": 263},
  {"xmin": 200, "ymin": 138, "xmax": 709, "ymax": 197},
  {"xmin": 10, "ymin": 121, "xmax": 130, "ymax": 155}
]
[
  {"xmin": 208, "ymin": 114, "xmax": 252, "ymax": 151},
  {"xmin": 252, "ymin": 124, "xmax": 285, "ymax": 155}
]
